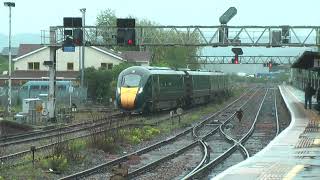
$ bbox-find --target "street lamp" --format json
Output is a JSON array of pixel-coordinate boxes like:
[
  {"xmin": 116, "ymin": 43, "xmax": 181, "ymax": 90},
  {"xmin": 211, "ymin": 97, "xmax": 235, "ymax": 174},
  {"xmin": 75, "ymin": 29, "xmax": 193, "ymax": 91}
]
[
  {"xmin": 4, "ymin": 1, "xmax": 15, "ymax": 114},
  {"xmin": 80, "ymin": 8, "xmax": 86, "ymax": 90}
]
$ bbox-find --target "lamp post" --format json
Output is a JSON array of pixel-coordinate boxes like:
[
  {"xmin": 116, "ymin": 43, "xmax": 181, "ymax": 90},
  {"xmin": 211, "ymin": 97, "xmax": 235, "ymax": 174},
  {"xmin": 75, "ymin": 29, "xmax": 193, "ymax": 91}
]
[
  {"xmin": 80, "ymin": 8, "xmax": 86, "ymax": 90},
  {"xmin": 4, "ymin": 1, "xmax": 15, "ymax": 114}
]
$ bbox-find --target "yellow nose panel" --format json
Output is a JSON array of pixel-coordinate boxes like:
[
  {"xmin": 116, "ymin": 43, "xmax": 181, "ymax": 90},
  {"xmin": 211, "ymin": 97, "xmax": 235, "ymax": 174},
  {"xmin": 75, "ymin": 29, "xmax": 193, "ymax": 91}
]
[{"xmin": 120, "ymin": 87, "xmax": 138, "ymax": 109}]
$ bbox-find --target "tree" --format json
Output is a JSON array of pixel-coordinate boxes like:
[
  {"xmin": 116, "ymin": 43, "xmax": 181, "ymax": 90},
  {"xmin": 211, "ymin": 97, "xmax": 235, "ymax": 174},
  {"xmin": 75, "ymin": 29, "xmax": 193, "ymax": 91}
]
[
  {"xmin": 84, "ymin": 67, "xmax": 113, "ymax": 102},
  {"xmin": 84, "ymin": 63, "xmax": 135, "ymax": 102},
  {"xmin": 96, "ymin": 9, "xmax": 117, "ymax": 26},
  {"xmin": 96, "ymin": 9, "xmax": 201, "ymax": 69}
]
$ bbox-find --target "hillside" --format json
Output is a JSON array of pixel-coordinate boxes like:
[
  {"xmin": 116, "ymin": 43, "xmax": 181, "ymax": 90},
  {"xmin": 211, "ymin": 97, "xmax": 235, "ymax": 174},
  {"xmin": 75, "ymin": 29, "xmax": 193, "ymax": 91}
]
[{"xmin": 0, "ymin": 33, "xmax": 41, "ymax": 50}]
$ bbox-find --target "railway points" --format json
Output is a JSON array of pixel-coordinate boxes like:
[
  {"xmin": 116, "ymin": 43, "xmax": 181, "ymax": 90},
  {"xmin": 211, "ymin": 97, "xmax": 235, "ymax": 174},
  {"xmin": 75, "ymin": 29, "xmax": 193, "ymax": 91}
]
[
  {"xmin": 2, "ymin": 2, "xmax": 320, "ymax": 179},
  {"xmin": 214, "ymin": 85, "xmax": 320, "ymax": 179}
]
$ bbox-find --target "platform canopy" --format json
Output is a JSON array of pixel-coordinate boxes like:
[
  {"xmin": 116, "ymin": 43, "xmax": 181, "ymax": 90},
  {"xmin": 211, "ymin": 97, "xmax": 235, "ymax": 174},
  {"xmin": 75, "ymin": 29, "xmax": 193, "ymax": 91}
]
[{"xmin": 291, "ymin": 51, "xmax": 320, "ymax": 69}]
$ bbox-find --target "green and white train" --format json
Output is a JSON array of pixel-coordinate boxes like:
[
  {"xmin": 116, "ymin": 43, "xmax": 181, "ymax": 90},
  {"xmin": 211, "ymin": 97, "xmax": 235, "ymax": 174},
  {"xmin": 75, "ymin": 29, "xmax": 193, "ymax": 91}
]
[{"xmin": 116, "ymin": 66, "xmax": 230, "ymax": 113}]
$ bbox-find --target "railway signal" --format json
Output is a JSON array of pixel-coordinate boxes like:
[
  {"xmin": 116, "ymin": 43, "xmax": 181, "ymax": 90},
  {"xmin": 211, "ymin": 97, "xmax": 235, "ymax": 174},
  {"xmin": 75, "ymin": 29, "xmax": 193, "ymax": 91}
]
[
  {"xmin": 268, "ymin": 61, "xmax": 273, "ymax": 69},
  {"xmin": 234, "ymin": 55, "xmax": 239, "ymax": 64},
  {"xmin": 73, "ymin": 28, "xmax": 83, "ymax": 46},
  {"xmin": 231, "ymin": 48, "xmax": 242, "ymax": 64},
  {"xmin": 117, "ymin": 18, "xmax": 136, "ymax": 46},
  {"xmin": 231, "ymin": 55, "xmax": 239, "ymax": 64},
  {"xmin": 62, "ymin": 17, "xmax": 83, "ymax": 51}
]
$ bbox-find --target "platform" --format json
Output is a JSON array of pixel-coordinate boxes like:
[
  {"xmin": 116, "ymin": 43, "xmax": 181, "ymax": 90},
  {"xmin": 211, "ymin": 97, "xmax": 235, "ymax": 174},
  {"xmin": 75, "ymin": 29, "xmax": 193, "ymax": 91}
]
[{"xmin": 214, "ymin": 85, "xmax": 320, "ymax": 180}]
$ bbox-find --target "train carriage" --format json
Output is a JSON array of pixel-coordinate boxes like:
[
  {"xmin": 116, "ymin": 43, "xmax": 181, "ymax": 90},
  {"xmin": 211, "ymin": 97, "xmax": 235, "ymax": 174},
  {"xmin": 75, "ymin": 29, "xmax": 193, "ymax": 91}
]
[{"xmin": 116, "ymin": 66, "xmax": 229, "ymax": 113}]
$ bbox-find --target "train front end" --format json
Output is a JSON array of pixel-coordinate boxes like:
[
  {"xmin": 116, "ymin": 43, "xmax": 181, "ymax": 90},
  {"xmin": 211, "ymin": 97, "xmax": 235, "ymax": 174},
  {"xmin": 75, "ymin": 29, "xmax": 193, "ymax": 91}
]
[{"xmin": 116, "ymin": 66, "xmax": 149, "ymax": 113}]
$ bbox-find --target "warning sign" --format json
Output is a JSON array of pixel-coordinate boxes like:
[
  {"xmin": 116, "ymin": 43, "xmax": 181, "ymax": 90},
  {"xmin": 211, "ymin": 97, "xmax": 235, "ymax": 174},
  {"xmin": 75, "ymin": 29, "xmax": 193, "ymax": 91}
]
[{"xmin": 36, "ymin": 105, "xmax": 43, "ymax": 113}]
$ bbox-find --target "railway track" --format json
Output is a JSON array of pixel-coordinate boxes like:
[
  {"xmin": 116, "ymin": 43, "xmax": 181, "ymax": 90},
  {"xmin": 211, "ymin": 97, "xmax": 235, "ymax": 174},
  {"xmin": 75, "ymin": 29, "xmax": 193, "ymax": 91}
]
[
  {"xmin": 129, "ymin": 86, "xmax": 282, "ymax": 179},
  {"xmin": 0, "ymin": 112, "xmax": 121, "ymax": 146},
  {"xmin": 0, "ymin": 123, "xmax": 142, "ymax": 169},
  {"xmin": 0, "ymin": 107, "xmax": 116, "ymax": 142},
  {"xmin": 59, "ymin": 88, "xmax": 259, "ymax": 179},
  {"xmin": 185, "ymin": 87, "xmax": 281, "ymax": 179},
  {"xmin": 0, "ymin": 100, "xmax": 225, "ymax": 168},
  {"xmin": 126, "ymin": 88, "xmax": 265, "ymax": 180}
]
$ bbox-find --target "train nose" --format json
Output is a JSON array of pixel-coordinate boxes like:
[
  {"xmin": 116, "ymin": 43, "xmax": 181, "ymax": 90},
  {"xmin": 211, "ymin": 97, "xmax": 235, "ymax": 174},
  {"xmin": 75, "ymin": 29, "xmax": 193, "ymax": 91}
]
[{"xmin": 120, "ymin": 87, "xmax": 139, "ymax": 109}]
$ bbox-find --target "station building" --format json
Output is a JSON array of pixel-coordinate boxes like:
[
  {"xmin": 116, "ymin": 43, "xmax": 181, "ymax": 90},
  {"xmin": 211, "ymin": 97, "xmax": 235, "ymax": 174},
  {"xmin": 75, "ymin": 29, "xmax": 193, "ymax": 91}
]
[{"xmin": 291, "ymin": 51, "xmax": 320, "ymax": 90}]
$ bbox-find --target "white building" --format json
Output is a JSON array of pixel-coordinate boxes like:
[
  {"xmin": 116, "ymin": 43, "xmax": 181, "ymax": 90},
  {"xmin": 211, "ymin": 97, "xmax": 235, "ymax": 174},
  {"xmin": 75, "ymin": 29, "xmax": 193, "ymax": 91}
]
[
  {"xmin": 13, "ymin": 44, "xmax": 150, "ymax": 71},
  {"xmin": 0, "ymin": 44, "xmax": 151, "ymax": 84}
]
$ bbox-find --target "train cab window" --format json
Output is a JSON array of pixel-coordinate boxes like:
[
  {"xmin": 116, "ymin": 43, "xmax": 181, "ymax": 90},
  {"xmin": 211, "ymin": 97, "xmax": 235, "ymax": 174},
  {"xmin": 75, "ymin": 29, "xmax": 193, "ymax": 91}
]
[{"xmin": 122, "ymin": 74, "xmax": 141, "ymax": 87}]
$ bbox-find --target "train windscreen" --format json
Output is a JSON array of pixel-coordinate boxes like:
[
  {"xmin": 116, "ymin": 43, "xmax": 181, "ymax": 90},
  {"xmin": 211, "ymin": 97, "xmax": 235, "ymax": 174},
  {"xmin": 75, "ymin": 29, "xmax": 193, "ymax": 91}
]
[{"xmin": 122, "ymin": 74, "xmax": 141, "ymax": 87}]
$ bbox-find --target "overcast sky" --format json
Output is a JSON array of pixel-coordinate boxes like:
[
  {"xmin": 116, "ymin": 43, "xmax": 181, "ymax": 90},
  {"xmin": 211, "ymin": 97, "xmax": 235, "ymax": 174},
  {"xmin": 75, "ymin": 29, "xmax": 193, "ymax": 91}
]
[{"xmin": 1, "ymin": 0, "xmax": 320, "ymax": 35}]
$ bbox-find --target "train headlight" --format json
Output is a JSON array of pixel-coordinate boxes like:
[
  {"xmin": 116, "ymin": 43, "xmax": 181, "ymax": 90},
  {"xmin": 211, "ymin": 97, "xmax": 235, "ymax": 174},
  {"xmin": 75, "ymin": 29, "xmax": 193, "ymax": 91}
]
[{"xmin": 138, "ymin": 87, "xmax": 143, "ymax": 94}]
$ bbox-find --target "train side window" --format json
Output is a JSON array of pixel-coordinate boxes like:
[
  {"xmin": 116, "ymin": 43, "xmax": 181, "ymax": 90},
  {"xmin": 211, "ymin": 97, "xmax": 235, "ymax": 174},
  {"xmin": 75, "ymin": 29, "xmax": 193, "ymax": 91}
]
[
  {"xmin": 30, "ymin": 85, "xmax": 40, "ymax": 90},
  {"xmin": 22, "ymin": 86, "xmax": 28, "ymax": 90},
  {"xmin": 58, "ymin": 85, "xmax": 66, "ymax": 91},
  {"xmin": 41, "ymin": 85, "xmax": 48, "ymax": 91}
]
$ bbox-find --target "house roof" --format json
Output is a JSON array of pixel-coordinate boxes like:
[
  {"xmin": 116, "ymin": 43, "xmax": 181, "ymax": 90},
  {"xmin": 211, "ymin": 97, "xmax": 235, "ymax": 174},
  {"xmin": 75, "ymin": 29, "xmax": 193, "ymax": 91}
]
[
  {"xmin": 0, "ymin": 70, "xmax": 79, "ymax": 80},
  {"xmin": 90, "ymin": 46, "xmax": 123, "ymax": 61},
  {"xmin": 13, "ymin": 44, "xmax": 151, "ymax": 63},
  {"xmin": 16, "ymin": 44, "xmax": 44, "ymax": 58},
  {"xmin": 121, "ymin": 51, "xmax": 152, "ymax": 63},
  {"xmin": 1, "ymin": 47, "xmax": 19, "ymax": 56},
  {"xmin": 97, "ymin": 47, "xmax": 151, "ymax": 62}
]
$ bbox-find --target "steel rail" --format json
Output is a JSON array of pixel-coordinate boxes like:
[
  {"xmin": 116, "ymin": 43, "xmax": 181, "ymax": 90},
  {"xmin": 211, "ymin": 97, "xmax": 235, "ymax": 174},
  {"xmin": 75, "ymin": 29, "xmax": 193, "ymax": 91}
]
[
  {"xmin": 0, "ymin": 123, "xmax": 139, "ymax": 166},
  {"xmin": 0, "ymin": 112, "xmax": 121, "ymax": 145},
  {"xmin": 0, "ymin": 114, "xmax": 122, "ymax": 147},
  {"xmin": 185, "ymin": 88, "xmax": 269, "ymax": 179},
  {"xmin": 60, "ymin": 88, "xmax": 254, "ymax": 179},
  {"xmin": 182, "ymin": 88, "xmax": 261, "ymax": 179},
  {"xmin": 0, "ymin": 108, "xmax": 117, "ymax": 142}
]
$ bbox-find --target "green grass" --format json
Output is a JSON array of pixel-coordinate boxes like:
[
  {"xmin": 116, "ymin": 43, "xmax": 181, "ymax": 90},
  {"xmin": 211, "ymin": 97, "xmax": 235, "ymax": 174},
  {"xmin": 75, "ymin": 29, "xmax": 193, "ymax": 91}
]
[{"xmin": 158, "ymin": 87, "xmax": 245, "ymax": 133}]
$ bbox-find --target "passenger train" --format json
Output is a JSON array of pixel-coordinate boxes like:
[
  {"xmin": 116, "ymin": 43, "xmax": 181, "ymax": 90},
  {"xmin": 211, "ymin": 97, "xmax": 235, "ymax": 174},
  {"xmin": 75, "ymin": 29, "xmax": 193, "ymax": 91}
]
[
  {"xmin": 116, "ymin": 66, "xmax": 230, "ymax": 113},
  {"xmin": 19, "ymin": 81, "xmax": 74, "ymax": 99}
]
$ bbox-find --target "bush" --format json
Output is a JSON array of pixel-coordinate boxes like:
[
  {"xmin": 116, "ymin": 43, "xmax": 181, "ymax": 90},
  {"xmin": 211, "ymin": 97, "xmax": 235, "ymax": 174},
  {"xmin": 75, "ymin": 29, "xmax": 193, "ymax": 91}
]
[
  {"xmin": 67, "ymin": 139, "xmax": 86, "ymax": 160},
  {"xmin": 87, "ymin": 133, "xmax": 121, "ymax": 153},
  {"xmin": 129, "ymin": 135, "xmax": 141, "ymax": 144},
  {"xmin": 124, "ymin": 126, "xmax": 161, "ymax": 144},
  {"xmin": 40, "ymin": 155, "xmax": 68, "ymax": 172}
]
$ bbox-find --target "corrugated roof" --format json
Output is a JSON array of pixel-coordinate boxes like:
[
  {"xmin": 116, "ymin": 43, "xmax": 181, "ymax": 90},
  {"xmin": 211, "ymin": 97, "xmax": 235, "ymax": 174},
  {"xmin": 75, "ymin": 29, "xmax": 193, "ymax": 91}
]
[{"xmin": 291, "ymin": 51, "xmax": 320, "ymax": 69}]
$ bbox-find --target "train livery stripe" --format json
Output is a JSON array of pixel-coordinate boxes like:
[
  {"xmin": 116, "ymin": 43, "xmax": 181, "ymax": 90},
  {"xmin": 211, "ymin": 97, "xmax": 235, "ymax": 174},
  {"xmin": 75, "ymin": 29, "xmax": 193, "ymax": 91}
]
[{"xmin": 120, "ymin": 87, "xmax": 139, "ymax": 109}]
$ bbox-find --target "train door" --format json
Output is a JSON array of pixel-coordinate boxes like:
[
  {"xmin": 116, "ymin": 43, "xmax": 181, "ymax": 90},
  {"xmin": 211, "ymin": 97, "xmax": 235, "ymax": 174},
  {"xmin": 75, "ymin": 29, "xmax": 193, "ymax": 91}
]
[
  {"xmin": 145, "ymin": 77, "xmax": 152, "ymax": 101},
  {"xmin": 184, "ymin": 71, "xmax": 193, "ymax": 105},
  {"xmin": 152, "ymin": 75, "xmax": 160, "ymax": 111}
]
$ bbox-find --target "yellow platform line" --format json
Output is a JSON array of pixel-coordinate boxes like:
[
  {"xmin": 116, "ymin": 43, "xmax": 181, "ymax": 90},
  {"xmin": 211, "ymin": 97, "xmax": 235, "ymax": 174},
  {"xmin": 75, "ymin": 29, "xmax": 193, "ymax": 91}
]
[{"xmin": 282, "ymin": 165, "xmax": 304, "ymax": 180}]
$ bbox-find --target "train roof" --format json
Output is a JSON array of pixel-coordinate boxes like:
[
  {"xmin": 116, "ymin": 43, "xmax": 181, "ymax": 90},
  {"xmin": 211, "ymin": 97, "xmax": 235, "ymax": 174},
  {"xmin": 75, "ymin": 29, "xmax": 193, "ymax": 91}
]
[
  {"xmin": 125, "ymin": 66, "xmax": 225, "ymax": 76},
  {"xmin": 22, "ymin": 80, "xmax": 72, "ymax": 86},
  {"xmin": 186, "ymin": 71, "xmax": 224, "ymax": 76}
]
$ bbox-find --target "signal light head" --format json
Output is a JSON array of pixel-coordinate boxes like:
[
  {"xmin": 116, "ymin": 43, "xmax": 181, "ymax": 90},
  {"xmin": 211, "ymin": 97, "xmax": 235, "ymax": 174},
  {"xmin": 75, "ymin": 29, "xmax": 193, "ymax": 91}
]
[{"xmin": 127, "ymin": 39, "xmax": 133, "ymax": 45}]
